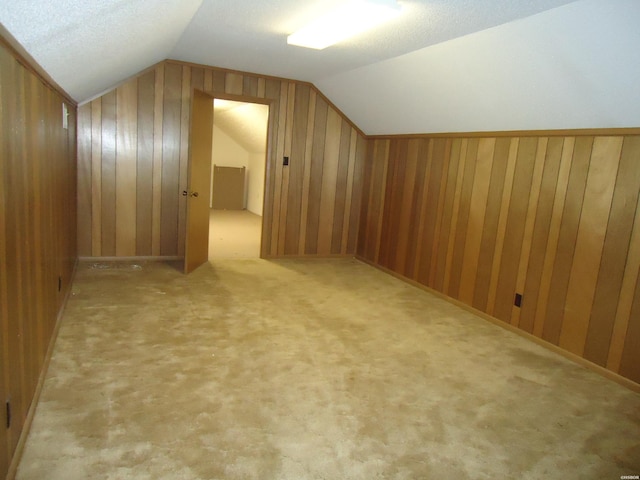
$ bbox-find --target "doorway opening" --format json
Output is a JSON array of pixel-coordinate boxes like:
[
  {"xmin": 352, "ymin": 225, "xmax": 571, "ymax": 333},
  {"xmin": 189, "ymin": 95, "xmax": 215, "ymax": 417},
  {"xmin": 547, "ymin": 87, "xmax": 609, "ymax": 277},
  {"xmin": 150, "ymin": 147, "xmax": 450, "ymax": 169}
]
[{"xmin": 208, "ymin": 99, "xmax": 269, "ymax": 259}]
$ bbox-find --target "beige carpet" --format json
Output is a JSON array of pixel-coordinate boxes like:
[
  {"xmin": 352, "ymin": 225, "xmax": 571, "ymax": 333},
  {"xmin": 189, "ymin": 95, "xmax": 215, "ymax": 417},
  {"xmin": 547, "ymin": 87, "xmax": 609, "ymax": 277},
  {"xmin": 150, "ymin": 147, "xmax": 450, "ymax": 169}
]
[
  {"xmin": 16, "ymin": 258, "xmax": 640, "ymax": 479},
  {"xmin": 209, "ymin": 209, "xmax": 261, "ymax": 259}
]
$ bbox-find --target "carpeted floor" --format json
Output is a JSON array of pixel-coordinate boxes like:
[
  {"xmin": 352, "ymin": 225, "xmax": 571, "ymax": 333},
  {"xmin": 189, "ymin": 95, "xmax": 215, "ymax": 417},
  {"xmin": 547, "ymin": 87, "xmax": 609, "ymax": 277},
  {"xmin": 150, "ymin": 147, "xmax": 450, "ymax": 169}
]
[
  {"xmin": 16, "ymin": 258, "xmax": 640, "ymax": 479},
  {"xmin": 209, "ymin": 210, "xmax": 261, "ymax": 259}
]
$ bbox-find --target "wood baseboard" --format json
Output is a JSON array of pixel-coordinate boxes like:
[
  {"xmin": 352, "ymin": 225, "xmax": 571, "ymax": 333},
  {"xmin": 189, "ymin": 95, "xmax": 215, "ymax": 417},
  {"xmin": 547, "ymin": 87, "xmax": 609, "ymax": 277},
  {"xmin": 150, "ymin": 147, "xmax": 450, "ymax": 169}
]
[
  {"xmin": 262, "ymin": 254, "xmax": 356, "ymax": 260},
  {"xmin": 355, "ymin": 255, "xmax": 640, "ymax": 394},
  {"xmin": 78, "ymin": 256, "xmax": 183, "ymax": 262}
]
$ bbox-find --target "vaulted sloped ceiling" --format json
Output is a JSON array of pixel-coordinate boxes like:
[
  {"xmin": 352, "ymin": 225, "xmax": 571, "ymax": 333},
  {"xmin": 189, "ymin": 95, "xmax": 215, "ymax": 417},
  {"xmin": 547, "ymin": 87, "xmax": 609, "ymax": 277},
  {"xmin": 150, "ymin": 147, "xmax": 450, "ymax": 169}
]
[
  {"xmin": 0, "ymin": 0, "xmax": 203, "ymax": 102},
  {"xmin": 1, "ymin": 0, "xmax": 638, "ymax": 134},
  {"xmin": 213, "ymin": 100, "xmax": 269, "ymax": 154},
  {"xmin": 318, "ymin": 0, "xmax": 640, "ymax": 134}
]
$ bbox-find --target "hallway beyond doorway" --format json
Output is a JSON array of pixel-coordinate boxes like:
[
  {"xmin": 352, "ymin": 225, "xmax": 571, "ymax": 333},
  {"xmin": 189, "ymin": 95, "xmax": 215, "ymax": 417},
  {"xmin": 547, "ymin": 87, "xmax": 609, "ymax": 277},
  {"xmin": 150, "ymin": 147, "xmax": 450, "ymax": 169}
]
[{"xmin": 209, "ymin": 209, "xmax": 261, "ymax": 259}]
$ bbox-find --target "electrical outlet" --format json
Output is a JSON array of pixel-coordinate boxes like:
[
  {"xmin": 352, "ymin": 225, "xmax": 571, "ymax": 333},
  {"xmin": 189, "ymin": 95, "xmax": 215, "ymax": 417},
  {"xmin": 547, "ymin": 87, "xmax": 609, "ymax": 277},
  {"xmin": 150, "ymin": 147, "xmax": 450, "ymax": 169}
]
[
  {"xmin": 283, "ymin": 156, "xmax": 289, "ymax": 166},
  {"xmin": 514, "ymin": 293, "xmax": 523, "ymax": 308}
]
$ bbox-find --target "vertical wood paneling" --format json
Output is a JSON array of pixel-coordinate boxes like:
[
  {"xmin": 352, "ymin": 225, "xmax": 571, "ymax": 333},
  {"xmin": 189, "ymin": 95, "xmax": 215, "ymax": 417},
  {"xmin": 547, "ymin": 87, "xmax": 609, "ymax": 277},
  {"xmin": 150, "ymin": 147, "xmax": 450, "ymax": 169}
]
[
  {"xmin": 518, "ymin": 137, "xmax": 564, "ymax": 333},
  {"xmin": 270, "ymin": 82, "xmax": 288, "ymax": 256},
  {"xmin": 357, "ymin": 130, "xmax": 640, "ymax": 386},
  {"xmin": 213, "ymin": 70, "xmax": 225, "ymax": 93},
  {"xmin": 511, "ymin": 137, "xmax": 548, "ymax": 327},
  {"xmin": 393, "ymin": 139, "xmax": 419, "ymax": 273},
  {"xmin": 619, "ymin": 274, "xmax": 640, "ymax": 383},
  {"xmin": 340, "ymin": 129, "xmax": 358, "ymax": 254},
  {"xmin": 447, "ymin": 138, "xmax": 479, "ymax": 298},
  {"xmin": 493, "ymin": 137, "xmax": 538, "ymax": 322},
  {"xmin": 160, "ymin": 64, "xmax": 182, "ymax": 255},
  {"xmin": 284, "ymin": 84, "xmax": 308, "ymax": 254},
  {"xmin": 100, "ymin": 91, "xmax": 117, "ymax": 256},
  {"xmin": 151, "ymin": 64, "xmax": 164, "ymax": 256},
  {"xmin": 77, "ymin": 61, "xmax": 365, "ymax": 260},
  {"xmin": 542, "ymin": 137, "xmax": 593, "ymax": 344},
  {"xmin": 533, "ymin": 137, "xmax": 575, "ymax": 337},
  {"xmin": 115, "ymin": 82, "xmax": 138, "ymax": 256},
  {"xmin": 560, "ymin": 137, "xmax": 622, "ymax": 355},
  {"xmin": 586, "ymin": 136, "xmax": 640, "ymax": 366},
  {"xmin": 304, "ymin": 98, "xmax": 328, "ymax": 254},
  {"xmin": 442, "ymin": 139, "xmax": 469, "ymax": 294},
  {"xmin": 77, "ymin": 104, "xmax": 92, "ymax": 255},
  {"xmin": 317, "ymin": 108, "xmax": 342, "ymax": 254},
  {"xmin": 225, "ymin": 73, "xmax": 243, "ymax": 95},
  {"xmin": 458, "ymin": 138, "xmax": 495, "ymax": 304},
  {"xmin": 136, "ymin": 70, "xmax": 155, "ymax": 255},
  {"xmin": 243, "ymin": 75, "xmax": 258, "ymax": 97},
  {"xmin": 90, "ymin": 99, "xmax": 102, "ymax": 256},
  {"xmin": 261, "ymin": 79, "xmax": 280, "ymax": 256},
  {"xmin": 331, "ymin": 119, "xmax": 352, "ymax": 254},
  {"xmin": 411, "ymin": 139, "xmax": 433, "ymax": 283},
  {"xmin": 417, "ymin": 139, "xmax": 446, "ymax": 285},
  {"xmin": 472, "ymin": 137, "xmax": 511, "ymax": 311},
  {"xmin": 379, "ymin": 139, "xmax": 405, "ymax": 269},
  {"xmin": 361, "ymin": 140, "xmax": 390, "ymax": 261},
  {"xmin": 433, "ymin": 139, "xmax": 462, "ymax": 291},
  {"xmin": 427, "ymin": 140, "xmax": 452, "ymax": 285},
  {"xmin": 486, "ymin": 139, "xmax": 519, "ymax": 315},
  {"xmin": 404, "ymin": 139, "xmax": 429, "ymax": 279},
  {"xmin": 177, "ymin": 67, "xmax": 192, "ymax": 257},
  {"xmin": 1, "ymin": 39, "xmax": 77, "ymax": 478},
  {"xmin": 297, "ymin": 89, "xmax": 316, "ymax": 254},
  {"xmin": 608, "ymin": 141, "xmax": 640, "ymax": 374}
]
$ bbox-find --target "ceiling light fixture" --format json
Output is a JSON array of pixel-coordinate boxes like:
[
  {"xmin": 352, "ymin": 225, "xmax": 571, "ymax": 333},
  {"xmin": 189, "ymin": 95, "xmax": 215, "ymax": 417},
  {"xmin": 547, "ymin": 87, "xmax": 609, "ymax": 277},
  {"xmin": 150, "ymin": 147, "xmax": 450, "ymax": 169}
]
[{"xmin": 287, "ymin": 0, "xmax": 402, "ymax": 50}]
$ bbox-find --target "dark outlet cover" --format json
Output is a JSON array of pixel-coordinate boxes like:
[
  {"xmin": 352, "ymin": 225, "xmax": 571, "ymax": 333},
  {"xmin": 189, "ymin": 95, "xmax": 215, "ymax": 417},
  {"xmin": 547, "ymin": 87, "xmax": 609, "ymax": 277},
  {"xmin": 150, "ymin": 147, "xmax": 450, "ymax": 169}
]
[
  {"xmin": 514, "ymin": 293, "xmax": 523, "ymax": 308},
  {"xmin": 283, "ymin": 156, "xmax": 289, "ymax": 166}
]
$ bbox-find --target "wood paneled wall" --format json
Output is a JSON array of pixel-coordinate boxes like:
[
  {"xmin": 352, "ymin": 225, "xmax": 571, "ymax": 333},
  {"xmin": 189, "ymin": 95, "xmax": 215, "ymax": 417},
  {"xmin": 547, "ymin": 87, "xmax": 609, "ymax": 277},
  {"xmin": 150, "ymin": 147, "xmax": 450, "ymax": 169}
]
[
  {"xmin": 77, "ymin": 61, "xmax": 366, "ymax": 258},
  {"xmin": 0, "ymin": 38, "xmax": 77, "ymax": 478},
  {"xmin": 358, "ymin": 134, "xmax": 640, "ymax": 385}
]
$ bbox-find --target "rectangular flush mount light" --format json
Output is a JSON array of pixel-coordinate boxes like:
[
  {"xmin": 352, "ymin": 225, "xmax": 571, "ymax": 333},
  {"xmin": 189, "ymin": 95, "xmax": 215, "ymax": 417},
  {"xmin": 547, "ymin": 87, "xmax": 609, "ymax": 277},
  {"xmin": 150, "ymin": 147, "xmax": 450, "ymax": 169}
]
[{"xmin": 287, "ymin": 0, "xmax": 402, "ymax": 50}]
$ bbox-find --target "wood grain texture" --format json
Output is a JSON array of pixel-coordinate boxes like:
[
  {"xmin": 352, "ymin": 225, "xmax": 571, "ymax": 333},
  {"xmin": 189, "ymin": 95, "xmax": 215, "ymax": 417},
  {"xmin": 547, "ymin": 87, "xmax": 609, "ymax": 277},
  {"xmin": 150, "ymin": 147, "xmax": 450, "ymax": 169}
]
[
  {"xmin": 517, "ymin": 137, "xmax": 563, "ymax": 332},
  {"xmin": 90, "ymin": 99, "xmax": 102, "ymax": 256},
  {"xmin": 404, "ymin": 139, "xmax": 429, "ymax": 280},
  {"xmin": 77, "ymin": 61, "xmax": 366, "ymax": 260},
  {"xmin": 493, "ymin": 137, "xmax": 537, "ymax": 323},
  {"xmin": 115, "ymin": 81, "xmax": 138, "ymax": 256},
  {"xmin": 543, "ymin": 137, "xmax": 592, "ymax": 345},
  {"xmin": 532, "ymin": 137, "xmax": 575, "ymax": 338},
  {"xmin": 472, "ymin": 137, "xmax": 511, "ymax": 311},
  {"xmin": 586, "ymin": 136, "xmax": 640, "ymax": 367},
  {"xmin": 177, "ymin": 67, "xmax": 192, "ymax": 257},
  {"xmin": 607, "ymin": 138, "xmax": 640, "ymax": 374},
  {"xmin": 486, "ymin": 138, "xmax": 519, "ymax": 315},
  {"xmin": 317, "ymin": 108, "xmax": 342, "ymax": 254},
  {"xmin": 560, "ymin": 137, "xmax": 622, "ymax": 355},
  {"xmin": 619, "ymin": 267, "xmax": 640, "ymax": 383},
  {"xmin": 458, "ymin": 138, "xmax": 495, "ymax": 305},
  {"xmin": 357, "ymin": 131, "xmax": 640, "ymax": 386},
  {"xmin": 136, "ymin": 70, "xmax": 155, "ymax": 255},
  {"xmin": 77, "ymin": 103, "xmax": 92, "ymax": 256},
  {"xmin": 0, "ymin": 39, "xmax": 77, "ymax": 479},
  {"xmin": 100, "ymin": 91, "xmax": 117, "ymax": 256}
]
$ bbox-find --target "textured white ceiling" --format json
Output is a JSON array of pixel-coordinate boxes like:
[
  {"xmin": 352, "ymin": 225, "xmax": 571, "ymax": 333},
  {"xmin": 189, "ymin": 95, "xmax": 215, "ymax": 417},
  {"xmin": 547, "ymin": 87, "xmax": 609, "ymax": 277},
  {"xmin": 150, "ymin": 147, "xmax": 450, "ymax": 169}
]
[
  {"xmin": 1, "ymin": 0, "xmax": 575, "ymax": 102},
  {"xmin": 317, "ymin": 0, "xmax": 640, "ymax": 134},
  {"xmin": 0, "ymin": 0, "xmax": 203, "ymax": 101},
  {"xmin": 2, "ymin": 0, "xmax": 638, "ymax": 133},
  {"xmin": 170, "ymin": 0, "xmax": 578, "ymax": 83},
  {"xmin": 213, "ymin": 100, "xmax": 269, "ymax": 154}
]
